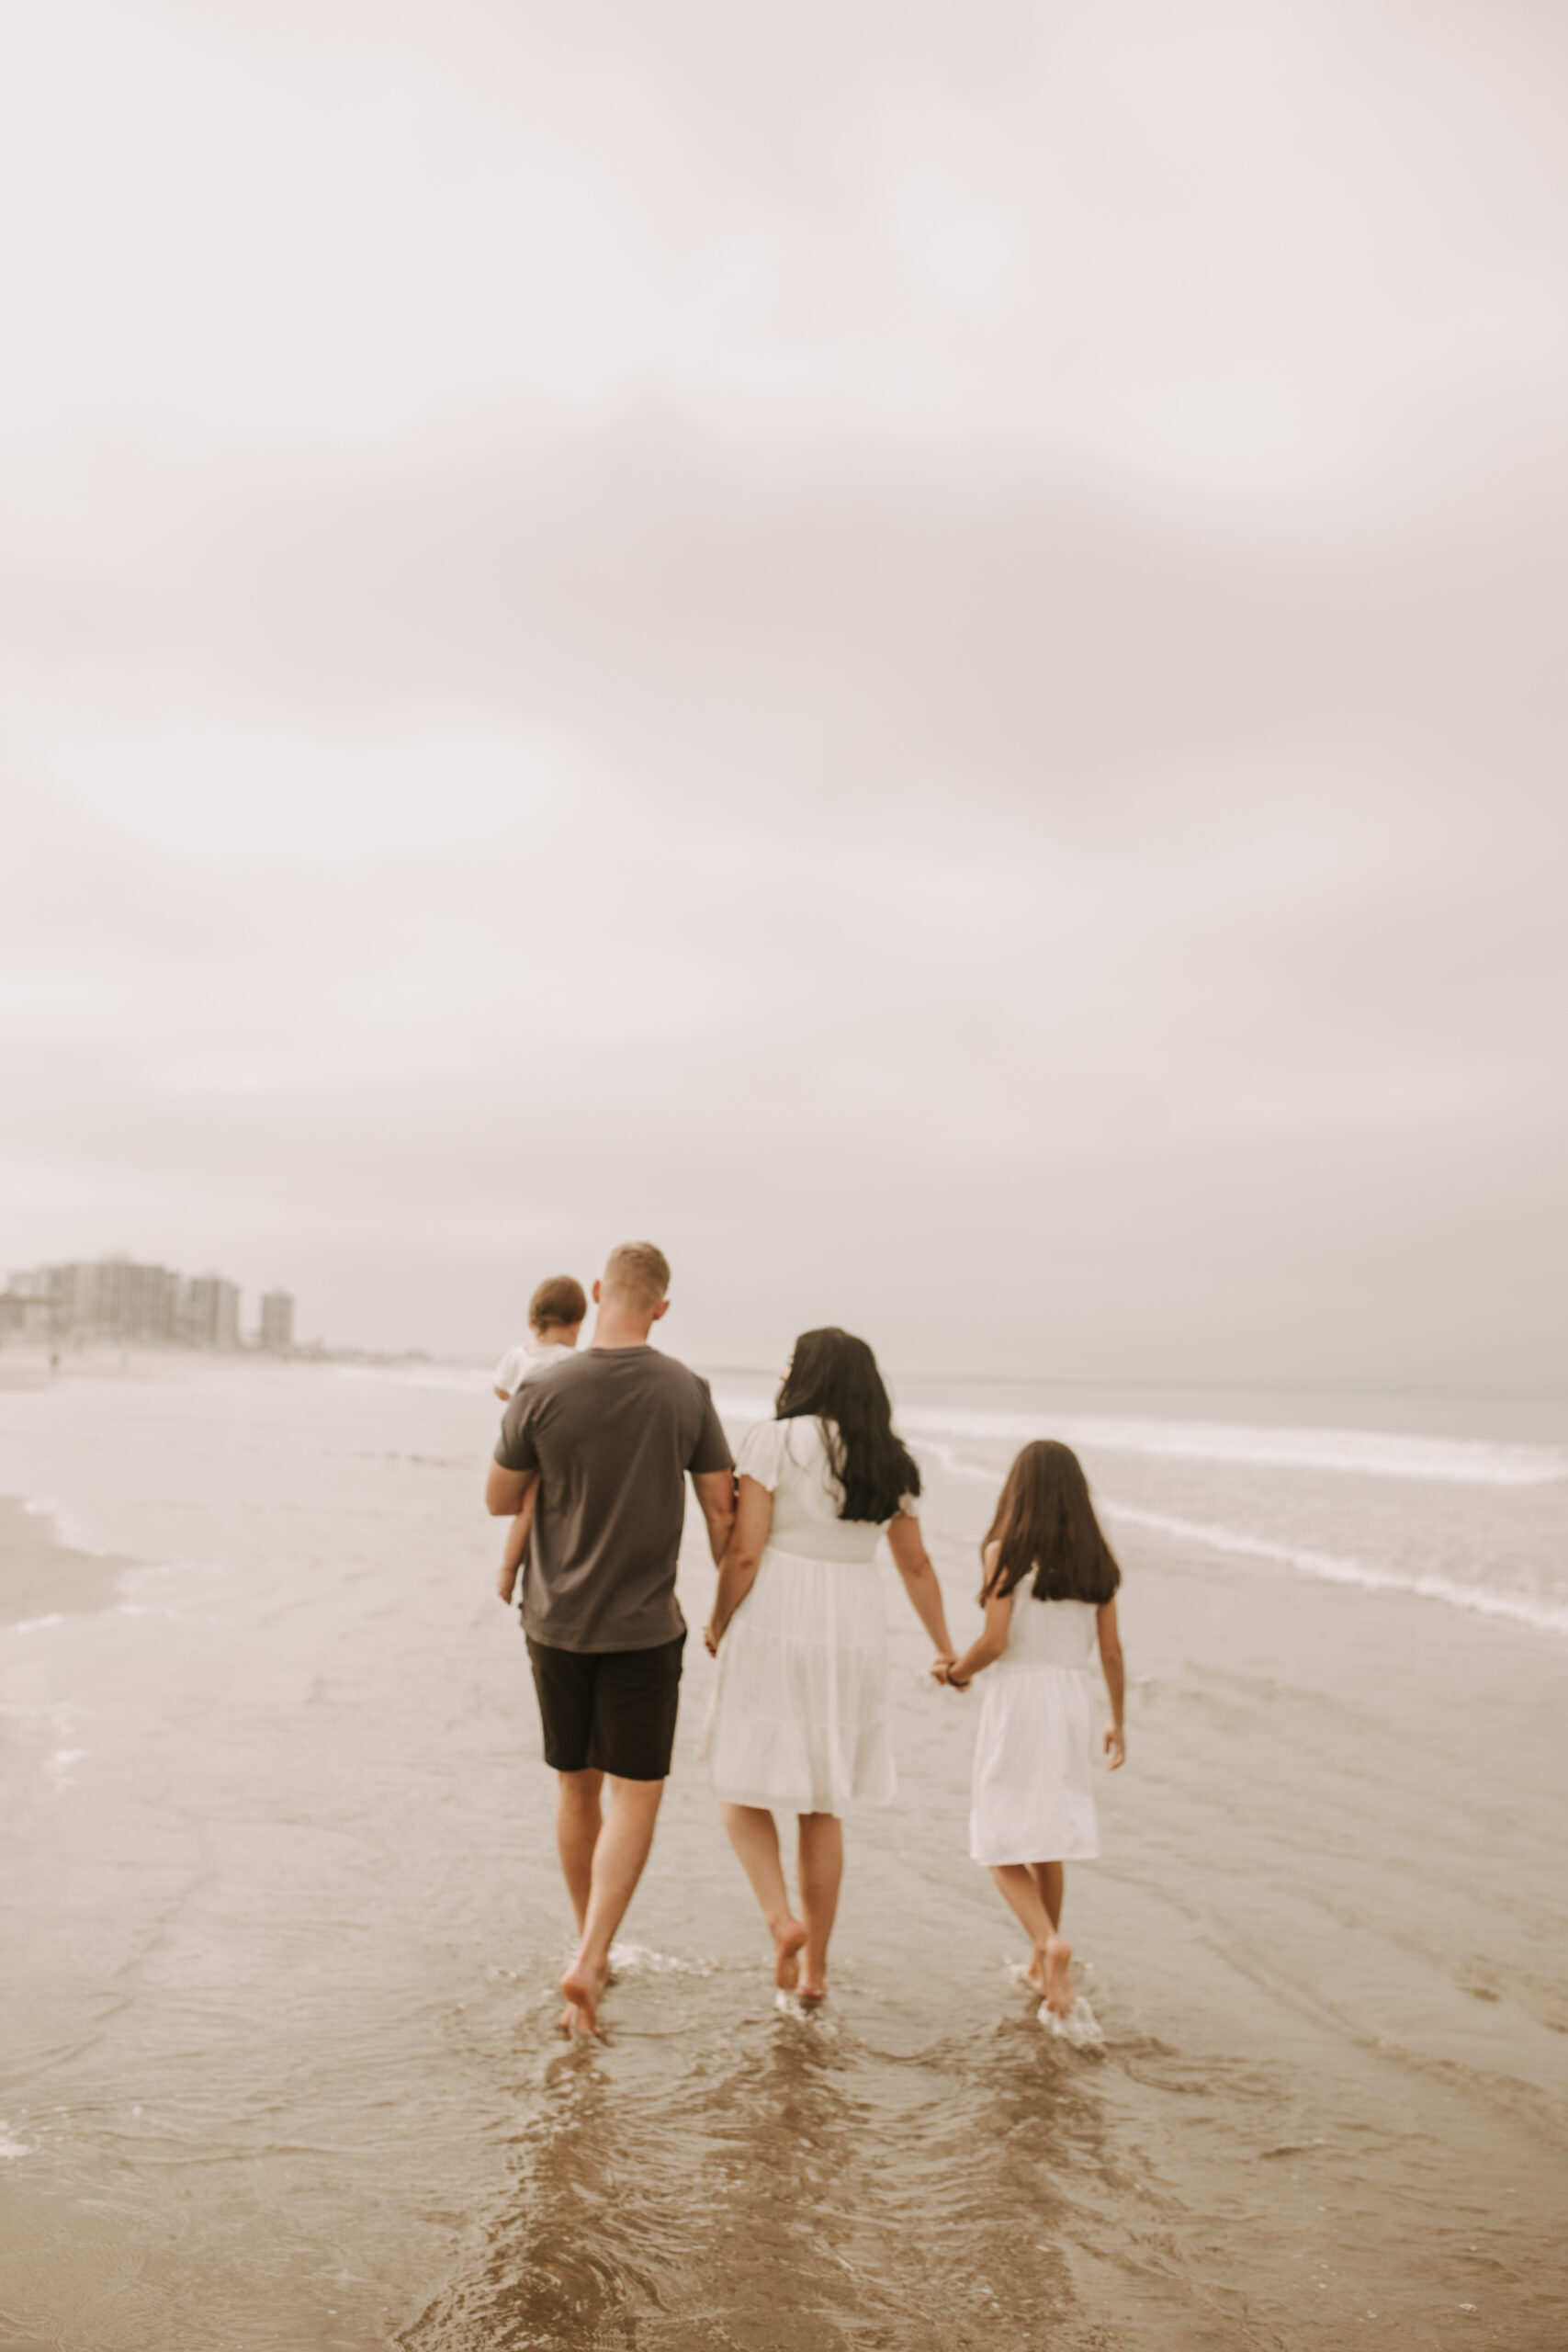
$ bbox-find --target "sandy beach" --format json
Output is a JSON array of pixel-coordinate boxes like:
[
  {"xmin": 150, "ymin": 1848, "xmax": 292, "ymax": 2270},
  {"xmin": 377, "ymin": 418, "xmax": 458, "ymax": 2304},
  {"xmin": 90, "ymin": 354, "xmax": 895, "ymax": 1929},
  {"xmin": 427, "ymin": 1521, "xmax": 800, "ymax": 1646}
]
[
  {"xmin": 0, "ymin": 1496, "xmax": 136, "ymax": 1627},
  {"xmin": 0, "ymin": 1357, "xmax": 1563, "ymax": 2350}
]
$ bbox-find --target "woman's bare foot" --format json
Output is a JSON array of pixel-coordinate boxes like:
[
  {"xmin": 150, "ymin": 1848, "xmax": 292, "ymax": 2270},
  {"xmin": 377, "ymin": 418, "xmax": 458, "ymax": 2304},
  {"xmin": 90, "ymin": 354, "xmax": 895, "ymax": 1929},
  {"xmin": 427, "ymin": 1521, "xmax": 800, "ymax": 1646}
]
[
  {"xmin": 795, "ymin": 1970, "xmax": 828, "ymax": 2005},
  {"xmin": 1043, "ymin": 1936, "xmax": 1074, "ymax": 2017},
  {"xmin": 1023, "ymin": 1944, "xmax": 1051, "ymax": 2001},
  {"xmin": 559, "ymin": 1957, "xmax": 607, "ymax": 2036},
  {"xmin": 772, "ymin": 1915, "xmax": 808, "ymax": 1991}
]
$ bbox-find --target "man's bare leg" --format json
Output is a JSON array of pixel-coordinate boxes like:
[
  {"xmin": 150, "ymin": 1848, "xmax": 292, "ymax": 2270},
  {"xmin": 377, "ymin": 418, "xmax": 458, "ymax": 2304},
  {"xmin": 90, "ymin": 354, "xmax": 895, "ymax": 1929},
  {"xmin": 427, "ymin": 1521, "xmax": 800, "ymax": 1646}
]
[
  {"xmin": 991, "ymin": 1862, "xmax": 1072, "ymax": 2013},
  {"xmin": 560, "ymin": 1776, "xmax": 665, "ymax": 2035},
  {"xmin": 557, "ymin": 1770, "xmax": 604, "ymax": 1933},
  {"xmin": 796, "ymin": 1812, "xmax": 842, "ymax": 2002},
  {"xmin": 721, "ymin": 1804, "xmax": 808, "ymax": 1989}
]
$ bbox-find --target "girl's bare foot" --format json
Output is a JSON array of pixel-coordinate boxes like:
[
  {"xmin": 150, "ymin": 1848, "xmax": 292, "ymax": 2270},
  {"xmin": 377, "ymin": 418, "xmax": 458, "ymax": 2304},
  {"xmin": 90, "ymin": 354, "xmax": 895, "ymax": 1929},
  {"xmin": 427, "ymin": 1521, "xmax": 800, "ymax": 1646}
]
[
  {"xmin": 1023, "ymin": 1944, "xmax": 1051, "ymax": 2000},
  {"xmin": 796, "ymin": 1970, "xmax": 828, "ymax": 2005},
  {"xmin": 1043, "ymin": 1936, "xmax": 1074, "ymax": 2017},
  {"xmin": 772, "ymin": 1915, "xmax": 808, "ymax": 1990},
  {"xmin": 559, "ymin": 1958, "xmax": 607, "ymax": 2036}
]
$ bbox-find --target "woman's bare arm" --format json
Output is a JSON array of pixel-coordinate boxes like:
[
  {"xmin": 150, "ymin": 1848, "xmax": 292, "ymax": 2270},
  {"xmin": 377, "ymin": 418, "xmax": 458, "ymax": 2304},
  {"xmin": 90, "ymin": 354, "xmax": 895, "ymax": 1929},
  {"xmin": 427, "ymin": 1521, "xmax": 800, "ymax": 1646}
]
[
  {"xmin": 704, "ymin": 1476, "xmax": 773, "ymax": 1652},
  {"xmin": 886, "ymin": 1512, "xmax": 956, "ymax": 1668},
  {"xmin": 1098, "ymin": 1598, "xmax": 1126, "ymax": 1766}
]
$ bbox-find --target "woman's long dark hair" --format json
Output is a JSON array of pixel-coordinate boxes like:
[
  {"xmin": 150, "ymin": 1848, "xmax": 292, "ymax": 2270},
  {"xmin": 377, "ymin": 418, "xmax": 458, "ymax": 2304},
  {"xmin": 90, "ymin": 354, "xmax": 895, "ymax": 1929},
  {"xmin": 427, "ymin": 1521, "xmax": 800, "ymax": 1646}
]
[
  {"xmin": 774, "ymin": 1328, "xmax": 921, "ymax": 1523},
  {"xmin": 980, "ymin": 1440, "xmax": 1121, "ymax": 1606}
]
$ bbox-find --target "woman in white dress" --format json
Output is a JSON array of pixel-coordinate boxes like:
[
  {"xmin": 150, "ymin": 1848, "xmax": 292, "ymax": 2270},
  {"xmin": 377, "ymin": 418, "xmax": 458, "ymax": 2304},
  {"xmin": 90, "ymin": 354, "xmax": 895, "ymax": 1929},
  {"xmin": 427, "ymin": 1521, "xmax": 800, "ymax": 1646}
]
[{"xmin": 702, "ymin": 1329, "xmax": 957, "ymax": 2001}]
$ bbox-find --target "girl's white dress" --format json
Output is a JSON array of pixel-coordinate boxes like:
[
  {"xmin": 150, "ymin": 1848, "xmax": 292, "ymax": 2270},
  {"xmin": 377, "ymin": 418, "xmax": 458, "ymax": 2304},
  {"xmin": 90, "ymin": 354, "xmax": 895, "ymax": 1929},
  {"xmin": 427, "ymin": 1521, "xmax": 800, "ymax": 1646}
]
[
  {"xmin": 701, "ymin": 1417, "xmax": 917, "ymax": 1815},
  {"xmin": 969, "ymin": 1593, "xmax": 1100, "ymax": 1865}
]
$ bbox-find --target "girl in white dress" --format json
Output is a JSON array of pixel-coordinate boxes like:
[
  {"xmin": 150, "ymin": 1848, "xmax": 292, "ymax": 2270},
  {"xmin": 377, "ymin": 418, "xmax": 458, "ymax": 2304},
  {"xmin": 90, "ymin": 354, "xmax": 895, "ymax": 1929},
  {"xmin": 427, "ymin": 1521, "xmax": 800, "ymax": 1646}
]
[
  {"xmin": 938, "ymin": 1441, "xmax": 1126, "ymax": 2018},
  {"xmin": 703, "ymin": 1329, "xmax": 957, "ymax": 2002}
]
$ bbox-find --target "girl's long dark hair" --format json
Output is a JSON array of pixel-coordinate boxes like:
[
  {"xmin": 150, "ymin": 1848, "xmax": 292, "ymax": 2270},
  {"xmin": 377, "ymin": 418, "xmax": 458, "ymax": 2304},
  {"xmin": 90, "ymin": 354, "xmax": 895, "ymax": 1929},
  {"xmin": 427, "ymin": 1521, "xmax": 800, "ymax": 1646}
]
[
  {"xmin": 981, "ymin": 1440, "xmax": 1121, "ymax": 1606},
  {"xmin": 775, "ymin": 1328, "xmax": 921, "ymax": 1523}
]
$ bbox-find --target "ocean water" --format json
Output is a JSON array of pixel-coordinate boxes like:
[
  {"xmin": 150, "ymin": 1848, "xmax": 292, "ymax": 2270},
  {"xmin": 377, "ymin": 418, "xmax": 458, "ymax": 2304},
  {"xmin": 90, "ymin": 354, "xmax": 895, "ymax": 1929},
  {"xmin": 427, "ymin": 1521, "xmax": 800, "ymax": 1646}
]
[
  {"xmin": 1, "ymin": 1355, "xmax": 1565, "ymax": 2351},
  {"xmin": 714, "ymin": 1374, "xmax": 1568, "ymax": 1635}
]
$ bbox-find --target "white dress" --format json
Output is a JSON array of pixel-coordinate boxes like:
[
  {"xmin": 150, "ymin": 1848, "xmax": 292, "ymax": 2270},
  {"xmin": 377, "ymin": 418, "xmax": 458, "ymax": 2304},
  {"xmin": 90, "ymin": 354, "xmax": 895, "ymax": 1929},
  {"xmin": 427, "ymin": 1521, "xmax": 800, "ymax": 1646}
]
[
  {"xmin": 969, "ymin": 1594, "xmax": 1100, "ymax": 1866},
  {"xmin": 701, "ymin": 1417, "xmax": 918, "ymax": 1815}
]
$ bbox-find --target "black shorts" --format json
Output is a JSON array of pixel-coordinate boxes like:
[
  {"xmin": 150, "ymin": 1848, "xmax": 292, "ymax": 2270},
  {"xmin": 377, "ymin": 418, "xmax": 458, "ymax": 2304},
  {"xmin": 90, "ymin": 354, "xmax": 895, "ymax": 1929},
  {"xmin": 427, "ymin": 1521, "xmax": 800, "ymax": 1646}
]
[{"xmin": 525, "ymin": 1632, "xmax": 686, "ymax": 1781}]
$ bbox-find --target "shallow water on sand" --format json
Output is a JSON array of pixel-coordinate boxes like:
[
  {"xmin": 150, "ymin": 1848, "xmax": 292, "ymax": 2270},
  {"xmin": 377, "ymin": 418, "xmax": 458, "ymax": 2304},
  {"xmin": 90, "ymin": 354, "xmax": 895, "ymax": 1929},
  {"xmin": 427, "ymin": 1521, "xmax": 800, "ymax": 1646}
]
[{"xmin": 1, "ymin": 1358, "xmax": 1565, "ymax": 2350}]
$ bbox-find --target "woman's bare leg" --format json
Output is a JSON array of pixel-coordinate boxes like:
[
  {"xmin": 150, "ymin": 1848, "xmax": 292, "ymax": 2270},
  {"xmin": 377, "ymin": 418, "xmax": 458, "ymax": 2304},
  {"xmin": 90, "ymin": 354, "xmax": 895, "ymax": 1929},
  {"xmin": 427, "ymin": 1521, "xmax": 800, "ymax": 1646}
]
[
  {"xmin": 796, "ymin": 1812, "xmax": 842, "ymax": 2000},
  {"xmin": 990, "ymin": 1862, "xmax": 1074, "ymax": 2014},
  {"xmin": 721, "ymin": 1803, "xmax": 807, "ymax": 1988},
  {"xmin": 1031, "ymin": 1860, "xmax": 1065, "ymax": 1934}
]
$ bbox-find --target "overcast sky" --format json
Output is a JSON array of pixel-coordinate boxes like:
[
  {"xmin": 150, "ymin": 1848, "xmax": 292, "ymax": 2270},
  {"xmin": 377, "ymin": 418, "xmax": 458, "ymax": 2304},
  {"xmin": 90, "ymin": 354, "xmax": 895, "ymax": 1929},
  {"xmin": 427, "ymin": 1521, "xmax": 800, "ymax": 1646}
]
[{"xmin": 2, "ymin": 0, "xmax": 1563, "ymax": 1385}]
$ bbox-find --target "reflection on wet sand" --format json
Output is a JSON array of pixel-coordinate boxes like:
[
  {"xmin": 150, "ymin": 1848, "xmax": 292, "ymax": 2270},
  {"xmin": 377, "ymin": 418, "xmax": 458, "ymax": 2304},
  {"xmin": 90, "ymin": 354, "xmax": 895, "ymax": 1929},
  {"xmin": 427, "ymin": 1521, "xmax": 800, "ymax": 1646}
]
[{"xmin": 405, "ymin": 1986, "xmax": 1109, "ymax": 2352}]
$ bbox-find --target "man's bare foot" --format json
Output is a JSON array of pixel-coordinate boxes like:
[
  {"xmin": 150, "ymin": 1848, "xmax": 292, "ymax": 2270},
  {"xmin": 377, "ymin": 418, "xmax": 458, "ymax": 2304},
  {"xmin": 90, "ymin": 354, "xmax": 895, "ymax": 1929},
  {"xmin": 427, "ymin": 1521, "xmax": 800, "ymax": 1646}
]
[
  {"xmin": 559, "ymin": 1958, "xmax": 607, "ymax": 2036},
  {"xmin": 772, "ymin": 1916, "xmax": 808, "ymax": 1991},
  {"xmin": 1043, "ymin": 1936, "xmax": 1074, "ymax": 2017},
  {"xmin": 1023, "ymin": 1945, "xmax": 1051, "ymax": 2001}
]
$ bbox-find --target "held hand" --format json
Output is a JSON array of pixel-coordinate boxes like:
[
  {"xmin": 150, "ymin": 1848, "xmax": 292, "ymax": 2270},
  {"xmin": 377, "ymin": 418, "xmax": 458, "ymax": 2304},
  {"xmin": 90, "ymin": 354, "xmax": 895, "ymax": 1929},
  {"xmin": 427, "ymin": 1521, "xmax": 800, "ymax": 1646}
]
[
  {"xmin": 1103, "ymin": 1721, "xmax": 1126, "ymax": 1770},
  {"xmin": 703, "ymin": 1621, "xmax": 723, "ymax": 1657},
  {"xmin": 497, "ymin": 1562, "xmax": 518, "ymax": 1604}
]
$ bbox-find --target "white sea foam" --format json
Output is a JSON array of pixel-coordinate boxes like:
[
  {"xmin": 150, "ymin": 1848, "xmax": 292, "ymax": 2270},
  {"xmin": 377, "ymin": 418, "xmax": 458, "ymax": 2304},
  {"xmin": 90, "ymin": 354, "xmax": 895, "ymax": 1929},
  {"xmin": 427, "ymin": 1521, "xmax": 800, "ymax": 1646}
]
[
  {"xmin": 714, "ymin": 1394, "xmax": 1564, "ymax": 1487},
  {"xmin": 1101, "ymin": 1502, "xmax": 1568, "ymax": 1636},
  {"xmin": 919, "ymin": 1442, "xmax": 1568, "ymax": 1634},
  {"xmin": 899, "ymin": 1408, "xmax": 1565, "ymax": 1487},
  {"xmin": 21, "ymin": 1494, "xmax": 116, "ymax": 1555},
  {"xmin": 0, "ymin": 2122, "xmax": 30, "ymax": 2160},
  {"xmin": 335, "ymin": 1361, "xmax": 497, "ymax": 1396},
  {"xmin": 1039, "ymin": 1996, "xmax": 1105, "ymax": 2049},
  {"xmin": 606, "ymin": 1941, "xmax": 716, "ymax": 1978}
]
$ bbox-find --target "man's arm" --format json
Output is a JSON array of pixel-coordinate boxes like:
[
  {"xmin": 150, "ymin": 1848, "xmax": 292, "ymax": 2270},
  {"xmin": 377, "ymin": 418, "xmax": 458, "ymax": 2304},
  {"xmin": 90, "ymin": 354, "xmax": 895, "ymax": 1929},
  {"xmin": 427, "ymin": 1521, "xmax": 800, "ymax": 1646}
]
[
  {"xmin": 692, "ymin": 1468, "xmax": 736, "ymax": 1566},
  {"xmin": 486, "ymin": 1462, "xmax": 537, "ymax": 1519}
]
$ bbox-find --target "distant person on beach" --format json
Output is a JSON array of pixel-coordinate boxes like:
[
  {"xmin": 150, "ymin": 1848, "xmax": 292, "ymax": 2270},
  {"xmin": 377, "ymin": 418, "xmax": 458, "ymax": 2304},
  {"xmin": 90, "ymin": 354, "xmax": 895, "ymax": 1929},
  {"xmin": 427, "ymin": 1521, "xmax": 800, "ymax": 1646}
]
[
  {"xmin": 492, "ymin": 1276, "xmax": 589, "ymax": 1607},
  {"xmin": 936, "ymin": 1440, "xmax": 1126, "ymax": 2018},
  {"xmin": 491, "ymin": 1275, "xmax": 587, "ymax": 1401},
  {"xmin": 486, "ymin": 1242, "xmax": 735, "ymax": 2036},
  {"xmin": 701, "ymin": 1329, "xmax": 957, "ymax": 2003}
]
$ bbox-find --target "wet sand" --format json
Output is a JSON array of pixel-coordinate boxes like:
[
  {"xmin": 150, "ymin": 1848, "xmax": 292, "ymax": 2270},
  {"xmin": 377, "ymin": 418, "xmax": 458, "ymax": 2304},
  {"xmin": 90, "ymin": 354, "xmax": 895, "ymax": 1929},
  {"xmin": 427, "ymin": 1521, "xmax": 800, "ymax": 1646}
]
[
  {"xmin": 0, "ymin": 1362, "xmax": 1563, "ymax": 2350},
  {"xmin": 0, "ymin": 1497, "xmax": 133, "ymax": 1624}
]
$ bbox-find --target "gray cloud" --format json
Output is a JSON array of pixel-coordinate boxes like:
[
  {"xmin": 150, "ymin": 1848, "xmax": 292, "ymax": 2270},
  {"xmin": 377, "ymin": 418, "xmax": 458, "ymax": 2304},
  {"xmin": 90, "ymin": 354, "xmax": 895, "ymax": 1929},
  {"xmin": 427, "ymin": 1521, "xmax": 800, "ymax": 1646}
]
[{"xmin": 1, "ymin": 0, "xmax": 1563, "ymax": 1382}]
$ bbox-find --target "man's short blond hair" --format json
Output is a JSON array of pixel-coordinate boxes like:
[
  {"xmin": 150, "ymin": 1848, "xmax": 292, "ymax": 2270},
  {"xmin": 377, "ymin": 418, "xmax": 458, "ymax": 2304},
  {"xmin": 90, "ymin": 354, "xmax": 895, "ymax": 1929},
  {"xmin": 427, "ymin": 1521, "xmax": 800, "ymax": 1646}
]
[{"xmin": 602, "ymin": 1240, "xmax": 671, "ymax": 1309}]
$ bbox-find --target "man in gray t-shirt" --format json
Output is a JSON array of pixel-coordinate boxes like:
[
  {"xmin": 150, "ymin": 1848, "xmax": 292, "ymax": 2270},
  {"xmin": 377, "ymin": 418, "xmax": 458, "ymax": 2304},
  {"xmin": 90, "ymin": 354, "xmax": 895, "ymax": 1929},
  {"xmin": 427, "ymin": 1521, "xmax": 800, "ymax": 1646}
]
[{"xmin": 486, "ymin": 1241, "xmax": 734, "ymax": 2036}]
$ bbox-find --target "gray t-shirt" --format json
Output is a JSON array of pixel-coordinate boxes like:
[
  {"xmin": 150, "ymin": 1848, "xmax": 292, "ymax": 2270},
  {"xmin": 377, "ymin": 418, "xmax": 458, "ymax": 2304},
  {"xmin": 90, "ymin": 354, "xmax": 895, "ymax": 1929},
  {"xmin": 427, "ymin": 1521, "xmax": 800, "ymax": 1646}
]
[{"xmin": 494, "ymin": 1344, "xmax": 734, "ymax": 1653}]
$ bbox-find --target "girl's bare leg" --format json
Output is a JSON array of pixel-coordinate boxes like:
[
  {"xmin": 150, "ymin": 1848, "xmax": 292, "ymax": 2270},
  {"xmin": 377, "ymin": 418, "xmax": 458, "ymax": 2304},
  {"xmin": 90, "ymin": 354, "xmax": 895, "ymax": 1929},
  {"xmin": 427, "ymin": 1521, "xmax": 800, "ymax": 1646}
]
[
  {"xmin": 721, "ymin": 1804, "xmax": 807, "ymax": 1988},
  {"xmin": 990, "ymin": 1862, "xmax": 1074, "ymax": 2014},
  {"xmin": 796, "ymin": 1812, "xmax": 842, "ymax": 2000}
]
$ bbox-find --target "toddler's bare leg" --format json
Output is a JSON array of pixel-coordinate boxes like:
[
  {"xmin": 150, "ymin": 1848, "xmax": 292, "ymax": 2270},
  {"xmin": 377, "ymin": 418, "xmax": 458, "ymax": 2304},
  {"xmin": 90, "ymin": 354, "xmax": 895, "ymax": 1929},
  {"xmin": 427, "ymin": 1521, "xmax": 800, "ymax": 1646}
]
[
  {"xmin": 796, "ymin": 1813, "xmax": 843, "ymax": 2000},
  {"xmin": 722, "ymin": 1804, "xmax": 807, "ymax": 1988}
]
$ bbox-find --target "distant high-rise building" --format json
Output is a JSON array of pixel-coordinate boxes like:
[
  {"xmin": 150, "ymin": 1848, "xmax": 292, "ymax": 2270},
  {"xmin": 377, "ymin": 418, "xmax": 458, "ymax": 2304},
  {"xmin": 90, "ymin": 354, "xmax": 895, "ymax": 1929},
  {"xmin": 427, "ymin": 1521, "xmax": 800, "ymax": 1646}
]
[
  {"xmin": 4, "ymin": 1257, "xmax": 180, "ymax": 1343},
  {"xmin": 259, "ymin": 1291, "xmax": 295, "ymax": 1353},
  {"xmin": 2, "ymin": 1265, "xmax": 66, "ymax": 1340},
  {"xmin": 180, "ymin": 1274, "xmax": 241, "ymax": 1352},
  {"xmin": 64, "ymin": 1257, "xmax": 182, "ymax": 1344},
  {"xmin": 4, "ymin": 1258, "xmax": 266, "ymax": 1351}
]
